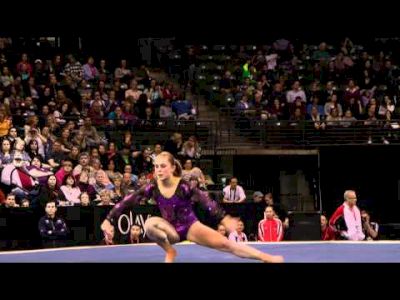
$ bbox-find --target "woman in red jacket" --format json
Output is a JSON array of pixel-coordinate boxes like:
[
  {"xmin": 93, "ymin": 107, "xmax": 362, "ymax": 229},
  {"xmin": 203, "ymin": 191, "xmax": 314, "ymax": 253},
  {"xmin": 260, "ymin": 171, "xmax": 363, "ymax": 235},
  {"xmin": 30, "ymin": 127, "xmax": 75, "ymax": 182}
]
[{"xmin": 258, "ymin": 206, "xmax": 284, "ymax": 242}]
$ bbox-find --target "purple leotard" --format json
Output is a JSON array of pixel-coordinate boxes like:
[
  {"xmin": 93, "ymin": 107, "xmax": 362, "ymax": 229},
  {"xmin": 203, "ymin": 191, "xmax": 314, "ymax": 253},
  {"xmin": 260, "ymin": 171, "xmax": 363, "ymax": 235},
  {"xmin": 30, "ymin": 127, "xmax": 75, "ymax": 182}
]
[{"xmin": 106, "ymin": 179, "xmax": 225, "ymax": 241}]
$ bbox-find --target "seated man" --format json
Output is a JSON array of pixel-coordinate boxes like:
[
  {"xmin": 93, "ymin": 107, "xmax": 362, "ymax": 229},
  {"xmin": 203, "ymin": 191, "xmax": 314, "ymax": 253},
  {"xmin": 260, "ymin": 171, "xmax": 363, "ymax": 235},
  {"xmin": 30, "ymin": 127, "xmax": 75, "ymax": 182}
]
[
  {"xmin": 222, "ymin": 177, "xmax": 246, "ymax": 203},
  {"xmin": 258, "ymin": 206, "xmax": 284, "ymax": 242},
  {"xmin": 329, "ymin": 190, "xmax": 365, "ymax": 241},
  {"xmin": 252, "ymin": 191, "xmax": 264, "ymax": 203},
  {"xmin": 171, "ymin": 98, "xmax": 196, "ymax": 120}
]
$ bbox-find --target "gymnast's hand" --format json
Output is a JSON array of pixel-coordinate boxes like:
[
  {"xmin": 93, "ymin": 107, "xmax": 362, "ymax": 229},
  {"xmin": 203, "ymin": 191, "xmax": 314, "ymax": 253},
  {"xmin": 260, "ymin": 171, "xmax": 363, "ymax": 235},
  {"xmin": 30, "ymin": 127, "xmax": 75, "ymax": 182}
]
[
  {"xmin": 221, "ymin": 215, "xmax": 239, "ymax": 233},
  {"xmin": 101, "ymin": 219, "xmax": 115, "ymax": 245}
]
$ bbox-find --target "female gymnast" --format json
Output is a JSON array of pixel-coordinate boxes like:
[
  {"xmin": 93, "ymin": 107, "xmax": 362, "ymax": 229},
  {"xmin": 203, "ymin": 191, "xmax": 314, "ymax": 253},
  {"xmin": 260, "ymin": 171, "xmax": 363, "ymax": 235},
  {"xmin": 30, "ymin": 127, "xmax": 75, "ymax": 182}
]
[{"xmin": 101, "ymin": 151, "xmax": 284, "ymax": 263}]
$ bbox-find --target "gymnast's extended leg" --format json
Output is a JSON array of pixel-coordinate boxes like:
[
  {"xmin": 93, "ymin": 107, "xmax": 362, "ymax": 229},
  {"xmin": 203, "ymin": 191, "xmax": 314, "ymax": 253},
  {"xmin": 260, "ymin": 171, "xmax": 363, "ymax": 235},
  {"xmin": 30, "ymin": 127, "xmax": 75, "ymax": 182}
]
[{"xmin": 187, "ymin": 221, "xmax": 284, "ymax": 263}]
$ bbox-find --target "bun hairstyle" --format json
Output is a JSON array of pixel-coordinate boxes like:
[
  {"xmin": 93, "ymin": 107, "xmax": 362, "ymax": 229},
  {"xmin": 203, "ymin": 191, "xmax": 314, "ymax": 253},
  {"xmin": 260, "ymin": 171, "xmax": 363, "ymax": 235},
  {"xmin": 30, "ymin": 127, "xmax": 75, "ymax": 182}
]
[
  {"xmin": 173, "ymin": 158, "xmax": 182, "ymax": 177},
  {"xmin": 157, "ymin": 151, "xmax": 182, "ymax": 177}
]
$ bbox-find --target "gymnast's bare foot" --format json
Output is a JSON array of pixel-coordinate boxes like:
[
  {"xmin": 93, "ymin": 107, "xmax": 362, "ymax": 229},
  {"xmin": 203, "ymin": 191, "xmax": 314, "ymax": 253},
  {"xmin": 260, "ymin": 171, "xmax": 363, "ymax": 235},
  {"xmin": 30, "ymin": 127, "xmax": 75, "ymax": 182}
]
[{"xmin": 165, "ymin": 247, "xmax": 177, "ymax": 263}]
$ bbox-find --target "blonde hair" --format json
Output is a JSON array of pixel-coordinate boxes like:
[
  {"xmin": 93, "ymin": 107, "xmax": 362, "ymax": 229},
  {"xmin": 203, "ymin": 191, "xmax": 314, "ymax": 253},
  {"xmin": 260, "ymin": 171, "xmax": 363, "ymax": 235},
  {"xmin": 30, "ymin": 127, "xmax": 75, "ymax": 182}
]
[
  {"xmin": 156, "ymin": 151, "xmax": 182, "ymax": 177},
  {"xmin": 99, "ymin": 189, "xmax": 111, "ymax": 198}
]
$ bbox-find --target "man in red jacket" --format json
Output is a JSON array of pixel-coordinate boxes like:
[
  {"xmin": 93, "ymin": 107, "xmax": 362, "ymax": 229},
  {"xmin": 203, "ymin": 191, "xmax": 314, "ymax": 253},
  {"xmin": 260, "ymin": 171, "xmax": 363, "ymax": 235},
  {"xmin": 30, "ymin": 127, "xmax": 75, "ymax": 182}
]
[
  {"xmin": 258, "ymin": 206, "xmax": 284, "ymax": 242},
  {"xmin": 329, "ymin": 190, "xmax": 365, "ymax": 241}
]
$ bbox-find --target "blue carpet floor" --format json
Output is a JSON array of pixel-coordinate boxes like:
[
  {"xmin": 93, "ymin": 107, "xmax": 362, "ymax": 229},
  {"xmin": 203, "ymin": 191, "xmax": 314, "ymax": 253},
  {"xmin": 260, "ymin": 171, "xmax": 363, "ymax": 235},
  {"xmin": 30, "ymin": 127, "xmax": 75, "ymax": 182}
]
[{"xmin": 0, "ymin": 242, "xmax": 399, "ymax": 262}]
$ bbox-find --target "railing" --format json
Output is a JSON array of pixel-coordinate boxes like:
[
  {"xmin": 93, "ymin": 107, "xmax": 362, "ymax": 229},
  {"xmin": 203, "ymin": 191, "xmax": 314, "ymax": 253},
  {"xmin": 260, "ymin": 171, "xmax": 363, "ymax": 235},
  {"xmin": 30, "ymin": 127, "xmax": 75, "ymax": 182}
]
[
  {"xmin": 13, "ymin": 114, "xmax": 400, "ymax": 152},
  {"xmin": 94, "ymin": 119, "xmax": 218, "ymax": 152},
  {"xmin": 217, "ymin": 108, "xmax": 400, "ymax": 147}
]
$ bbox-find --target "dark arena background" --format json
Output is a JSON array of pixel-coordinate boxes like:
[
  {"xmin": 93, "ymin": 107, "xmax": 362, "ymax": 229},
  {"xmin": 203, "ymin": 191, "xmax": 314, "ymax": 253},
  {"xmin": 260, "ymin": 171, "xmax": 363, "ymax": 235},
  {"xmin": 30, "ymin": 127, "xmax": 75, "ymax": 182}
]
[{"xmin": 1, "ymin": 34, "xmax": 400, "ymax": 262}]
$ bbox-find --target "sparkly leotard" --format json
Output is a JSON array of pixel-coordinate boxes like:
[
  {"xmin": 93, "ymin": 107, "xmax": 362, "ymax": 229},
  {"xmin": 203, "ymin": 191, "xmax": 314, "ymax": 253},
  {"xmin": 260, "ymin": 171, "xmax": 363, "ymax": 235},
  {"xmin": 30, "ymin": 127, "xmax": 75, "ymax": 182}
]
[{"xmin": 106, "ymin": 179, "xmax": 225, "ymax": 241}]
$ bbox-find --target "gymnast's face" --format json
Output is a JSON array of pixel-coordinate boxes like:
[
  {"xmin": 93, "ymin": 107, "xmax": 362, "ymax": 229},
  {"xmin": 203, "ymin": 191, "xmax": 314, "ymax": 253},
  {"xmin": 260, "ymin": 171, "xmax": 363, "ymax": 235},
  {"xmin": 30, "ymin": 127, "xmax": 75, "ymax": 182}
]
[{"xmin": 154, "ymin": 155, "xmax": 175, "ymax": 181}]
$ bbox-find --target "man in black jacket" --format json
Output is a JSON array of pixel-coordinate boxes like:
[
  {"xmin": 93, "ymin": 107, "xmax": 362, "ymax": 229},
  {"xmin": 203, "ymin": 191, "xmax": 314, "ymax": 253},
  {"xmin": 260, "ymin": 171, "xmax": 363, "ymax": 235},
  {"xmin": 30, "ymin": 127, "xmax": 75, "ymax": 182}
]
[{"xmin": 38, "ymin": 201, "xmax": 68, "ymax": 248}]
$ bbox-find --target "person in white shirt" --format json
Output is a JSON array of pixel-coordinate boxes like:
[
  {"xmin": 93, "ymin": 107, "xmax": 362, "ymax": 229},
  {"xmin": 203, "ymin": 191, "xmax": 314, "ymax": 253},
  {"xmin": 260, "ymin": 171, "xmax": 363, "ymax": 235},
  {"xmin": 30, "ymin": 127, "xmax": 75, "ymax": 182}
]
[
  {"xmin": 286, "ymin": 80, "xmax": 307, "ymax": 104},
  {"xmin": 222, "ymin": 177, "xmax": 246, "ymax": 203},
  {"xmin": 228, "ymin": 220, "xmax": 248, "ymax": 242}
]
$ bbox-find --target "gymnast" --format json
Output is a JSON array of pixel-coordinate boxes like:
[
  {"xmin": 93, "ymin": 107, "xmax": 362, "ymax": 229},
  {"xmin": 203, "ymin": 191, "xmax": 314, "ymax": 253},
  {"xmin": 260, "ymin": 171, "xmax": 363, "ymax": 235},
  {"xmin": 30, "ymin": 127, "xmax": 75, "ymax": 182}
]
[{"xmin": 101, "ymin": 151, "xmax": 283, "ymax": 263}]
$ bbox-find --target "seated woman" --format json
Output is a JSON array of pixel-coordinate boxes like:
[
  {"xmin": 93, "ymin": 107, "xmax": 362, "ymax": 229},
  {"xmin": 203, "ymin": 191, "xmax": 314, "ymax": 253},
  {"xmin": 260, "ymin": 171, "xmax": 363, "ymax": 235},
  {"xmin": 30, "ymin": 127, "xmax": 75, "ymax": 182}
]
[
  {"xmin": 97, "ymin": 189, "xmax": 115, "ymax": 206},
  {"xmin": 36, "ymin": 175, "xmax": 60, "ymax": 208},
  {"xmin": 105, "ymin": 159, "xmax": 123, "ymax": 182},
  {"xmin": 110, "ymin": 175, "xmax": 124, "ymax": 203},
  {"xmin": 79, "ymin": 192, "xmax": 92, "ymax": 207},
  {"xmin": 179, "ymin": 136, "xmax": 201, "ymax": 160},
  {"xmin": 26, "ymin": 155, "xmax": 53, "ymax": 186},
  {"xmin": 77, "ymin": 169, "xmax": 97, "ymax": 200},
  {"xmin": 11, "ymin": 137, "xmax": 31, "ymax": 165},
  {"xmin": 59, "ymin": 174, "xmax": 81, "ymax": 206},
  {"xmin": 0, "ymin": 138, "xmax": 13, "ymax": 168},
  {"xmin": 181, "ymin": 159, "xmax": 206, "ymax": 189}
]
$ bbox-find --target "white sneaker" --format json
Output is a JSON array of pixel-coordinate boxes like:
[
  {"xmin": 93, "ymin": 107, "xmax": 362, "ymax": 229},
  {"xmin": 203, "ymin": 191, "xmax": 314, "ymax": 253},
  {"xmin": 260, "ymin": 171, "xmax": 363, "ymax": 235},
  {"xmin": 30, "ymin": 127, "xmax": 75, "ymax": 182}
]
[{"xmin": 383, "ymin": 139, "xmax": 390, "ymax": 145}]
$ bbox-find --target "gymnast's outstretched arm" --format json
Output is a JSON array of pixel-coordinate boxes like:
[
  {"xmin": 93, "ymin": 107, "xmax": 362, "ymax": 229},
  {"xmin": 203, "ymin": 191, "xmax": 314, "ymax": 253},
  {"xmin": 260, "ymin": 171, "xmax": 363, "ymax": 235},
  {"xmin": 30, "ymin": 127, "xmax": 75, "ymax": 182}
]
[
  {"xmin": 190, "ymin": 186, "xmax": 226, "ymax": 221},
  {"xmin": 106, "ymin": 183, "xmax": 155, "ymax": 224},
  {"xmin": 101, "ymin": 183, "xmax": 155, "ymax": 244}
]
